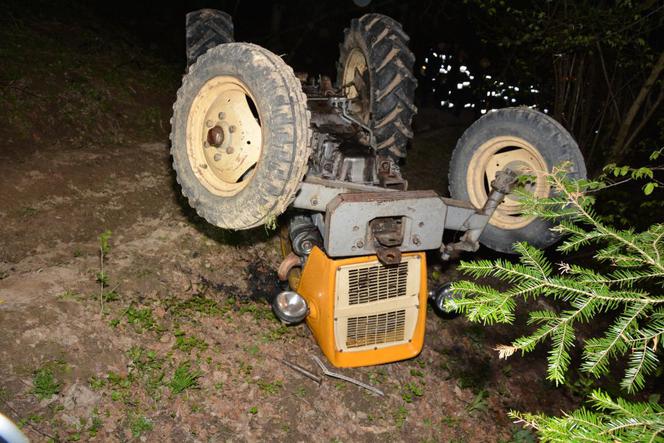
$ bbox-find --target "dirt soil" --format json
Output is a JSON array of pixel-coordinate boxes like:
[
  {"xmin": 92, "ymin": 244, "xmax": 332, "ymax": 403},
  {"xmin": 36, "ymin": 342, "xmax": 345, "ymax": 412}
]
[{"xmin": 0, "ymin": 15, "xmax": 581, "ymax": 443}]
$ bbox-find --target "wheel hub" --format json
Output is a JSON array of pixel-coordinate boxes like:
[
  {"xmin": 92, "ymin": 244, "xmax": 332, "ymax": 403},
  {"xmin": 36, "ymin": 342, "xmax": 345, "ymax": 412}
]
[
  {"xmin": 466, "ymin": 136, "xmax": 549, "ymax": 230},
  {"xmin": 207, "ymin": 125, "xmax": 225, "ymax": 147},
  {"xmin": 186, "ymin": 76, "xmax": 262, "ymax": 196}
]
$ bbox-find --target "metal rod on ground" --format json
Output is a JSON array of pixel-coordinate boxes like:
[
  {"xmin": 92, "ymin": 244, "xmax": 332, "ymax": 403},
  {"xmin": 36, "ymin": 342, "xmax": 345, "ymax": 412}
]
[
  {"xmin": 279, "ymin": 359, "xmax": 323, "ymax": 385},
  {"xmin": 312, "ymin": 356, "xmax": 384, "ymax": 396}
]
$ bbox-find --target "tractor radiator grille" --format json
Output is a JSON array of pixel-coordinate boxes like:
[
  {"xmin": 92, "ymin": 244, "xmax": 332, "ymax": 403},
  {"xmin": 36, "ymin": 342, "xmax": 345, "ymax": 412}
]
[
  {"xmin": 347, "ymin": 262, "xmax": 408, "ymax": 305},
  {"xmin": 346, "ymin": 310, "xmax": 406, "ymax": 348},
  {"xmin": 334, "ymin": 255, "xmax": 421, "ymax": 352}
]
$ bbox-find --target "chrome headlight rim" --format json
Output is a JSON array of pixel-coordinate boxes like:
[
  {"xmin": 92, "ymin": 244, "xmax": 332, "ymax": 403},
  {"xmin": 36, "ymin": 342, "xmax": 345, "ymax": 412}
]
[{"xmin": 272, "ymin": 290, "xmax": 308, "ymax": 325}]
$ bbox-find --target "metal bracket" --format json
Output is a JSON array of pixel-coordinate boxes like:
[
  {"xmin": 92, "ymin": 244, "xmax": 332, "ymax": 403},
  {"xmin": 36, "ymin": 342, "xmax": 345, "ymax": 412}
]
[{"xmin": 324, "ymin": 190, "xmax": 446, "ymax": 258}]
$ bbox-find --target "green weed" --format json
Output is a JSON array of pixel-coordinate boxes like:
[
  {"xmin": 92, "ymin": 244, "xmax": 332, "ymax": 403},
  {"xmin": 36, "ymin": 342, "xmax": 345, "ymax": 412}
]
[
  {"xmin": 124, "ymin": 306, "xmax": 156, "ymax": 332},
  {"xmin": 169, "ymin": 362, "xmax": 201, "ymax": 394},
  {"xmin": 33, "ymin": 367, "xmax": 60, "ymax": 399},
  {"xmin": 88, "ymin": 376, "xmax": 106, "ymax": 390},
  {"xmin": 130, "ymin": 415, "xmax": 153, "ymax": 437},
  {"xmin": 393, "ymin": 405, "xmax": 408, "ymax": 429},
  {"xmin": 257, "ymin": 380, "xmax": 283, "ymax": 395},
  {"xmin": 402, "ymin": 382, "xmax": 424, "ymax": 403},
  {"xmin": 466, "ymin": 389, "xmax": 489, "ymax": 415},
  {"xmin": 173, "ymin": 331, "xmax": 208, "ymax": 353}
]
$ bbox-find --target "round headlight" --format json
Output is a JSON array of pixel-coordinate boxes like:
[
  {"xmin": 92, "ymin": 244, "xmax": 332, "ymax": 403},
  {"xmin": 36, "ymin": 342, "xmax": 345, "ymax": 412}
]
[
  {"xmin": 272, "ymin": 290, "xmax": 308, "ymax": 325},
  {"xmin": 429, "ymin": 282, "xmax": 460, "ymax": 319}
]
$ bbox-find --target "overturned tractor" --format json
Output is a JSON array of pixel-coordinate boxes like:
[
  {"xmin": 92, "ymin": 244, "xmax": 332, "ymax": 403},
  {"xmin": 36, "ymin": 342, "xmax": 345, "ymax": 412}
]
[{"xmin": 170, "ymin": 9, "xmax": 586, "ymax": 367}]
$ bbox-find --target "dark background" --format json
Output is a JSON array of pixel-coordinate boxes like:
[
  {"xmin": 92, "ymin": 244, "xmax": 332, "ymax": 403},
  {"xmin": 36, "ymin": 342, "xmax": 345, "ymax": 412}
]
[{"xmin": 6, "ymin": 0, "xmax": 485, "ymax": 78}]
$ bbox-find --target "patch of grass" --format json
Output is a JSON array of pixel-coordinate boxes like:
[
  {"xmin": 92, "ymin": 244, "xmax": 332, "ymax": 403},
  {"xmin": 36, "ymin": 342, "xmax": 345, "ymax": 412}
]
[
  {"xmin": 295, "ymin": 386, "xmax": 307, "ymax": 397},
  {"xmin": 88, "ymin": 411, "xmax": 103, "ymax": 437},
  {"xmin": 19, "ymin": 206, "xmax": 38, "ymax": 217},
  {"xmin": 32, "ymin": 367, "xmax": 61, "ymax": 399},
  {"xmin": 248, "ymin": 406, "xmax": 258, "ymax": 415},
  {"xmin": 245, "ymin": 344, "xmax": 260, "ymax": 357},
  {"xmin": 368, "ymin": 369, "xmax": 388, "ymax": 385},
  {"xmin": 238, "ymin": 361, "xmax": 253, "ymax": 377},
  {"xmin": 130, "ymin": 415, "xmax": 153, "ymax": 438},
  {"xmin": 257, "ymin": 379, "xmax": 283, "ymax": 395},
  {"xmin": 402, "ymin": 382, "xmax": 424, "ymax": 403},
  {"xmin": 410, "ymin": 369, "xmax": 424, "ymax": 378},
  {"xmin": 106, "ymin": 371, "xmax": 132, "ymax": 403},
  {"xmin": 173, "ymin": 331, "xmax": 208, "ymax": 353},
  {"xmin": 171, "ymin": 294, "xmax": 224, "ymax": 316},
  {"xmin": 238, "ymin": 303, "xmax": 272, "ymax": 321},
  {"xmin": 18, "ymin": 413, "xmax": 44, "ymax": 428},
  {"xmin": 124, "ymin": 306, "xmax": 156, "ymax": 332},
  {"xmin": 102, "ymin": 289, "xmax": 119, "ymax": 303},
  {"xmin": 440, "ymin": 415, "xmax": 458, "ymax": 426},
  {"xmin": 58, "ymin": 290, "xmax": 80, "ymax": 300},
  {"xmin": 169, "ymin": 362, "xmax": 201, "ymax": 394},
  {"xmin": 465, "ymin": 389, "xmax": 489, "ymax": 415},
  {"xmin": 261, "ymin": 324, "xmax": 290, "ymax": 342},
  {"xmin": 88, "ymin": 375, "xmax": 106, "ymax": 390},
  {"xmin": 126, "ymin": 347, "xmax": 165, "ymax": 399},
  {"xmin": 393, "ymin": 405, "xmax": 408, "ymax": 429}
]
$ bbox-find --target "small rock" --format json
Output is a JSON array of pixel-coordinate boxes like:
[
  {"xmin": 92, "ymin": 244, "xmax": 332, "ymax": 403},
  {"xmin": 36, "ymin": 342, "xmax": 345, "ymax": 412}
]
[{"xmin": 62, "ymin": 383, "xmax": 100, "ymax": 414}]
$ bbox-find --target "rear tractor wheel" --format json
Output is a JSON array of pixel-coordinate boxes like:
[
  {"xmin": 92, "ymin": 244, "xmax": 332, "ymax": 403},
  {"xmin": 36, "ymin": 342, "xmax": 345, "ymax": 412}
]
[{"xmin": 337, "ymin": 14, "xmax": 417, "ymax": 160}]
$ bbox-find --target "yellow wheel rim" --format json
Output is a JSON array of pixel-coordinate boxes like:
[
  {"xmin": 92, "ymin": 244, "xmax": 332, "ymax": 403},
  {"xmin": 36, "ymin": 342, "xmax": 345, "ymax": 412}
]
[
  {"xmin": 186, "ymin": 76, "xmax": 263, "ymax": 196},
  {"xmin": 466, "ymin": 136, "xmax": 549, "ymax": 230},
  {"xmin": 341, "ymin": 48, "xmax": 370, "ymax": 123}
]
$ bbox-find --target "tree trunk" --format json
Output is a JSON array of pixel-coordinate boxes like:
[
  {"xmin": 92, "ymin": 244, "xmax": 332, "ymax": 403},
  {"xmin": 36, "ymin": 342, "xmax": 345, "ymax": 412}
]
[{"xmin": 611, "ymin": 50, "xmax": 664, "ymax": 162}]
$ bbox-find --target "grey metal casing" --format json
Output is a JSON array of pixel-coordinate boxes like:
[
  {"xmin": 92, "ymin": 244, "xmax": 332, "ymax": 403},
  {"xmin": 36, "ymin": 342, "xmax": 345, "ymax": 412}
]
[{"xmin": 323, "ymin": 191, "xmax": 446, "ymax": 257}]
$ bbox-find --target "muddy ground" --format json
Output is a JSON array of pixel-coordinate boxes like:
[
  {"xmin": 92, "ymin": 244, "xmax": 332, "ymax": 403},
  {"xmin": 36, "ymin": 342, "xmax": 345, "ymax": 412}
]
[{"xmin": 0, "ymin": 15, "xmax": 581, "ymax": 443}]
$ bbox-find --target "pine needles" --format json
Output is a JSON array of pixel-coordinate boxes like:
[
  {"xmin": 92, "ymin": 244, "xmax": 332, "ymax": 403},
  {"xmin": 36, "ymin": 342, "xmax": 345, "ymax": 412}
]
[{"xmin": 449, "ymin": 167, "xmax": 664, "ymax": 441}]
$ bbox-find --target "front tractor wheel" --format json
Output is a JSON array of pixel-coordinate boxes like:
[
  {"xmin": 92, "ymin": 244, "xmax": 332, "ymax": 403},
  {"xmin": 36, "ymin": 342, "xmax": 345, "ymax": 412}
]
[
  {"xmin": 449, "ymin": 108, "xmax": 587, "ymax": 253},
  {"xmin": 170, "ymin": 43, "xmax": 311, "ymax": 230}
]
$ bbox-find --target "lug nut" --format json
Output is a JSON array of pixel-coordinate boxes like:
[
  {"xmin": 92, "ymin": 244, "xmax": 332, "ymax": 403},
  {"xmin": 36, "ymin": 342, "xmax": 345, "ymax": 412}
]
[
  {"xmin": 205, "ymin": 119, "xmax": 213, "ymax": 128},
  {"xmin": 228, "ymin": 125, "xmax": 236, "ymax": 133},
  {"xmin": 355, "ymin": 240, "xmax": 365, "ymax": 248},
  {"xmin": 218, "ymin": 112, "xmax": 225, "ymax": 120},
  {"xmin": 226, "ymin": 146, "xmax": 234, "ymax": 154},
  {"xmin": 214, "ymin": 153, "xmax": 222, "ymax": 161}
]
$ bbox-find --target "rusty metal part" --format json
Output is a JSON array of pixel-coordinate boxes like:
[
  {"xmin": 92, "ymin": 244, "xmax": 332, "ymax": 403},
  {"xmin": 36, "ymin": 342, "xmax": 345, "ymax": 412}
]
[
  {"xmin": 207, "ymin": 125, "xmax": 225, "ymax": 147},
  {"xmin": 279, "ymin": 225, "xmax": 302, "ymax": 290},
  {"xmin": 376, "ymin": 247, "xmax": 401, "ymax": 265},
  {"xmin": 371, "ymin": 217, "xmax": 404, "ymax": 265},
  {"xmin": 278, "ymin": 252, "xmax": 302, "ymax": 281},
  {"xmin": 312, "ymin": 356, "xmax": 384, "ymax": 396},
  {"xmin": 441, "ymin": 169, "xmax": 518, "ymax": 260},
  {"xmin": 377, "ymin": 158, "xmax": 408, "ymax": 190},
  {"xmin": 320, "ymin": 75, "xmax": 335, "ymax": 96}
]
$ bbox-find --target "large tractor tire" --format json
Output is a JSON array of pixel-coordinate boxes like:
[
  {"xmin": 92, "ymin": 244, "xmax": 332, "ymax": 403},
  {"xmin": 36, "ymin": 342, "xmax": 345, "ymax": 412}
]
[
  {"xmin": 337, "ymin": 13, "xmax": 417, "ymax": 160},
  {"xmin": 449, "ymin": 107, "xmax": 587, "ymax": 253},
  {"xmin": 170, "ymin": 43, "xmax": 311, "ymax": 230},
  {"xmin": 185, "ymin": 9, "xmax": 234, "ymax": 68}
]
